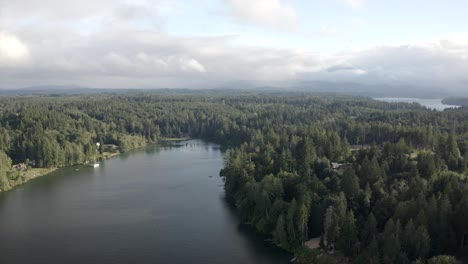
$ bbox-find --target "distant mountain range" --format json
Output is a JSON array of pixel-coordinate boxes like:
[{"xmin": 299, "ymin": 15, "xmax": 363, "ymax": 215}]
[
  {"xmin": 287, "ymin": 81, "xmax": 467, "ymax": 98},
  {"xmin": 0, "ymin": 82, "xmax": 466, "ymax": 98},
  {"xmin": 0, "ymin": 85, "xmax": 133, "ymax": 95}
]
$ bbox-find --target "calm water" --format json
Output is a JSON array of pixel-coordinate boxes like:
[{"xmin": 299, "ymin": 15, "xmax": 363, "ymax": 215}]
[
  {"xmin": 374, "ymin": 97, "xmax": 461, "ymax": 111},
  {"xmin": 0, "ymin": 140, "xmax": 291, "ymax": 264}
]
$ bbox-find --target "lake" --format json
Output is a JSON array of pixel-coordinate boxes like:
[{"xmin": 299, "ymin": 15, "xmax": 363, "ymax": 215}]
[
  {"xmin": 374, "ymin": 97, "xmax": 461, "ymax": 111},
  {"xmin": 0, "ymin": 140, "xmax": 291, "ymax": 264}
]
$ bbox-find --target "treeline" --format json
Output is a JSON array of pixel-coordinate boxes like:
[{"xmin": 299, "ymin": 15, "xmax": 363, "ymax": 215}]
[
  {"xmin": 442, "ymin": 98, "xmax": 468, "ymax": 107},
  {"xmin": 0, "ymin": 92, "xmax": 467, "ymax": 264},
  {"xmin": 218, "ymin": 95, "xmax": 468, "ymax": 263}
]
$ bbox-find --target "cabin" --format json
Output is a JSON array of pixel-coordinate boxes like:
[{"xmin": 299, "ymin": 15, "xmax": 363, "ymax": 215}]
[
  {"xmin": 12, "ymin": 163, "xmax": 28, "ymax": 171},
  {"xmin": 304, "ymin": 237, "xmax": 321, "ymax": 250},
  {"xmin": 331, "ymin": 162, "xmax": 352, "ymax": 175},
  {"xmin": 331, "ymin": 162, "xmax": 344, "ymax": 170},
  {"xmin": 103, "ymin": 144, "xmax": 119, "ymax": 153}
]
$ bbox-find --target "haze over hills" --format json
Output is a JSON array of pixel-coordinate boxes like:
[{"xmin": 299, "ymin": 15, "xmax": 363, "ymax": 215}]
[{"xmin": 1, "ymin": 82, "xmax": 466, "ymax": 99}]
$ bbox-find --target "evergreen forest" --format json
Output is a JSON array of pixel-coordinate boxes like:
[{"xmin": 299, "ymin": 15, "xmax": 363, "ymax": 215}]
[{"xmin": 0, "ymin": 91, "xmax": 467, "ymax": 263}]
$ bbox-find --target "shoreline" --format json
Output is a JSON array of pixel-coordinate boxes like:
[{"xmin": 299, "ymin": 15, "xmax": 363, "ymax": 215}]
[
  {"xmin": 1, "ymin": 167, "xmax": 58, "ymax": 193},
  {"xmin": 1, "ymin": 151, "xmax": 123, "ymax": 193},
  {"xmin": 1, "ymin": 138, "xmax": 193, "ymax": 193},
  {"xmin": 159, "ymin": 136, "xmax": 192, "ymax": 142},
  {"xmin": 24, "ymin": 167, "xmax": 58, "ymax": 181}
]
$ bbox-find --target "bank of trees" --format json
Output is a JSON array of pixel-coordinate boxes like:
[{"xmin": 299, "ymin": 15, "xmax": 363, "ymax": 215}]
[
  {"xmin": 0, "ymin": 92, "xmax": 467, "ymax": 263},
  {"xmin": 442, "ymin": 97, "xmax": 468, "ymax": 107}
]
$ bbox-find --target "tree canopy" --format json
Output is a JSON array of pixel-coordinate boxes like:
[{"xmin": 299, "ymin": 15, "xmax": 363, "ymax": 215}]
[{"xmin": 0, "ymin": 91, "xmax": 467, "ymax": 263}]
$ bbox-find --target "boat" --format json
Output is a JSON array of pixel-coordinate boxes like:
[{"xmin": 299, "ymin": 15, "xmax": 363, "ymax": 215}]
[{"xmin": 89, "ymin": 154, "xmax": 99, "ymax": 168}]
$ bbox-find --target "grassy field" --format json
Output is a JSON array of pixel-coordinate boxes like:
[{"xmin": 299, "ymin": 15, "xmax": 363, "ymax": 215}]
[{"xmin": 21, "ymin": 167, "xmax": 58, "ymax": 180}]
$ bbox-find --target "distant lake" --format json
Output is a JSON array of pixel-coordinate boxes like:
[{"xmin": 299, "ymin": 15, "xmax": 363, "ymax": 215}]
[
  {"xmin": 374, "ymin": 97, "xmax": 461, "ymax": 111},
  {"xmin": 0, "ymin": 140, "xmax": 291, "ymax": 264}
]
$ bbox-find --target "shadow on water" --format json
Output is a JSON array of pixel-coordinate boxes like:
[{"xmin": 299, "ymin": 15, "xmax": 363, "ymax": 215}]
[
  {"xmin": 220, "ymin": 195, "xmax": 293, "ymax": 262},
  {"xmin": 115, "ymin": 144, "xmax": 161, "ymax": 160},
  {"xmin": 159, "ymin": 139, "xmax": 227, "ymax": 154},
  {"xmin": 0, "ymin": 139, "xmax": 291, "ymax": 264},
  {"xmin": 0, "ymin": 165, "xmax": 95, "ymax": 201}
]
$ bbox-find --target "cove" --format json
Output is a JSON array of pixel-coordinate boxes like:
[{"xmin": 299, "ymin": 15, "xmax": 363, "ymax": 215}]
[{"xmin": 0, "ymin": 140, "xmax": 291, "ymax": 264}]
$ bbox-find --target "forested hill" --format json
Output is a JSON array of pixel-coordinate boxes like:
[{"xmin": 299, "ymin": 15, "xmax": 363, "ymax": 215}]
[
  {"xmin": 0, "ymin": 92, "xmax": 467, "ymax": 263},
  {"xmin": 442, "ymin": 97, "xmax": 468, "ymax": 107}
]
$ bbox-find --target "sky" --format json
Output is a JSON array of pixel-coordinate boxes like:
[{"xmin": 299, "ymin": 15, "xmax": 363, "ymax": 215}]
[{"xmin": 0, "ymin": 0, "xmax": 467, "ymax": 91}]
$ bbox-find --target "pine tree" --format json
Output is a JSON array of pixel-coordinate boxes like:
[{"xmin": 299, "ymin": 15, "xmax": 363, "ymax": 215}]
[
  {"xmin": 354, "ymin": 235, "xmax": 381, "ymax": 264},
  {"xmin": 361, "ymin": 213, "xmax": 378, "ymax": 246},
  {"xmin": 0, "ymin": 151, "xmax": 12, "ymax": 191},
  {"xmin": 413, "ymin": 226, "xmax": 430, "ymax": 260},
  {"xmin": 417, "ymin": 152, "xmax": 436, "ymax": 179},
  {"xmin": 403, "ymin": 219, "xmax": 416, "ymax": 259},
  {"xmin": 342, "ymin": 167, "xmax": 360, "ymax": 200},
  {"xmin": 323, "ymin": 205, "xmax": 339, "ymax": 249},
  {"xmin": 286, "ymin": 199, "xmax": 298, "ymax": 247},
  {"xmin": 454, "ymin": 193, "xmax": 468, "ymax": 248},
  {"xmin": 296, "ymin": 202, "xmax": 309, "ymax": 244},
  {"xmin": 338, "ymin": 210, "xmax": 358, "ymax": 257},
  {"xmin": 273, "ymin": 214, "xmax": 288, "ymax": 248},
  {"xmin": 382, "ymin": 219, "xmax": 402, "ymax": 264}
]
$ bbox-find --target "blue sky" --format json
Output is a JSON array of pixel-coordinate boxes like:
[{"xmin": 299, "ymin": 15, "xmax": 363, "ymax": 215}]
[
  {"xmin": 0, "ymin": 0, "xmax": 467, "ymax": 91},
  {"xmin": 161, "ymin": 0, "xmax": 468, "ymax": 51}
]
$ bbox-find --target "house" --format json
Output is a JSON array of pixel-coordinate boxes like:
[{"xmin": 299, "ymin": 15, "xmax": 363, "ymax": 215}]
[
  {"xmin": 331, "ymin": 162, "xmax": 344, "ymax": 170},
  {"xmin": 103, "ymin": 144, "xmax": 119, "ymax": 153},
  {"xmin": 12, "ymin": 163, "xmax": 28, "ymax": 171},
  {"xmin": 331, "ymin": 162, "xmax": 353, "ymax": 175}
]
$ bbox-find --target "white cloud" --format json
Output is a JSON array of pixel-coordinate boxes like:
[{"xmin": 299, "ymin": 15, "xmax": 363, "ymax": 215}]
[
  {"xmin": 343, "ymin": 0, "xmax": 365, "ymax": 9},
  {"xmin": 0, "ymin": 0, "xmax": 115, "ymax": 20},
  {"xmin": 0, "ymin": 27, "xmax": 467, "ymax": 91},
  {"xmin": 182, "ymin": 58, "xmax": 206, "ymax": 73},
  {"xmin": 351, "ymin": 69, "xmax": 367, "ymax": 75},
  {"xmin": 227, "ymin": 0, "xmax": 298, "ymax": 31},
  {"xmin": 316, "ymin": 26, "xmax": 340, "ymax": 37},
  {"xmin": 0, "ymin": 0, "xmax": 466, "ymax": 92},
  {"xmin": 0, "ymin": 32, "xmax": 30, "ymax": 66},
  {"xmin": 438, "ymin": 32, "xmax": 468, "ymax": 54}
]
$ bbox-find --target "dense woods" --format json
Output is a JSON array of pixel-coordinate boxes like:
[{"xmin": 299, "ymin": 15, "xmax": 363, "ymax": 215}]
[{"xmin": 0, "ymin": 91, "xmax": 467, "ymax": 263}]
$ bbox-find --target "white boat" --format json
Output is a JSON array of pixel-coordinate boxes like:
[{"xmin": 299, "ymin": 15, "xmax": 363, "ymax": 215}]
[{"xmin": 92, "ymin": 163, "xmax": 99, "ymax": 168}]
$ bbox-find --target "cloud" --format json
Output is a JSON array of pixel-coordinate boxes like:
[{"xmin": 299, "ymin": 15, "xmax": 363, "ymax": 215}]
[
  {"xmin": 318, "ymin": 26, "xmax": 340, "ymax": 36},
  {"xmin": 113, "ymin": 4, "xmax": 154, "ymax": 21},
  {"xmin": 1, "ymin": 27, "xmax": 466, "ymax": 91},
  {"xmin": 0, "ymin": 32, "xmax": 30, "ymax": 66},
  {"xmin": 326, "ymin": 64, "xmax": 367, "ymax": 75},
  {"xmin": 343, "ymin": 0, "xmax": 365, "ymax": 9},
  {"xmin": 0, "ymin": 0, "xmax": 163, "ymax": 32},
  {"xmin": 0, "ymin": 0, "xmax": 466, "ymax": 92},
  {"xmin": 350, "ymin": 40, "xmax": 467, "ymax": 84},
  {"xmin": 0, "ymin": 0, "xmax": 115, "ymax": 20},
  {"xmin": 226, "ymin": 0, "xmax": 298, "ymax": 31},
  {"xmin": 182, "ymin": 58, "xmax": 206, "ymax": 73}
]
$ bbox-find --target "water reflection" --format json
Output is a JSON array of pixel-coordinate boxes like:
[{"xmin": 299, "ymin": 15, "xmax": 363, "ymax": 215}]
[{"xmin": 0, "ymin": 139, "xmax": 290, "ymax": 264}]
